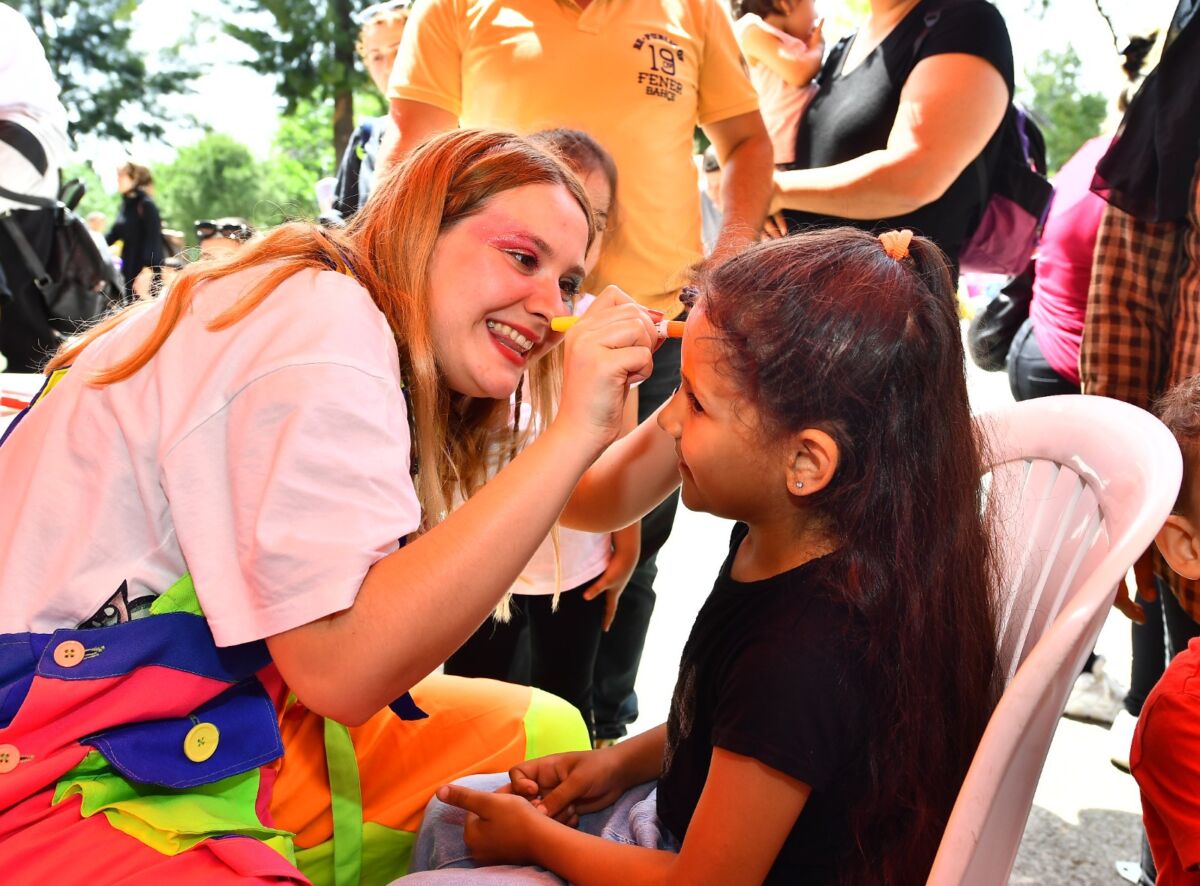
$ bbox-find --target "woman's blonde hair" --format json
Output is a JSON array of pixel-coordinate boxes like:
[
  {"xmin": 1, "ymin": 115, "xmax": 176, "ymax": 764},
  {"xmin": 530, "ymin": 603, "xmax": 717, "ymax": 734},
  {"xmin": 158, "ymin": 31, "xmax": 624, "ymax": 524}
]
[{"xmin": 51, "ymin": 129, "xmax": 595, "ymax": 530}]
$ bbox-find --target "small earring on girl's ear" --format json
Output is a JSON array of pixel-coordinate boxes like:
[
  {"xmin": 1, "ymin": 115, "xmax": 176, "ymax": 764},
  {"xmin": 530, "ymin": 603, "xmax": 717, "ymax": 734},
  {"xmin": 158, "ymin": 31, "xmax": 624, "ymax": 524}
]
[{"xmin": 794, "ymin": 480, "xmax": 804, "ymax": 489}]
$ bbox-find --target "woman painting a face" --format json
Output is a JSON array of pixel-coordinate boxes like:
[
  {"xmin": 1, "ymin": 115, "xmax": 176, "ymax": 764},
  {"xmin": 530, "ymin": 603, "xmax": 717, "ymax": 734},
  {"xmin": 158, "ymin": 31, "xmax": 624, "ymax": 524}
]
[{"xmin": 0, "ymin": 129, "xmax": 657, "ymax": 883}]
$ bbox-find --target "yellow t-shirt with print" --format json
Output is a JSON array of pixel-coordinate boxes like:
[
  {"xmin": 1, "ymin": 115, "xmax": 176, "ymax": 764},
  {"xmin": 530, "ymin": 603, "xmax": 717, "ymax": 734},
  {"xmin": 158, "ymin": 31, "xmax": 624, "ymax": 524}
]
[{"xmin": 389, "ymin": 0, "xmax": 760, "ymax": 318}]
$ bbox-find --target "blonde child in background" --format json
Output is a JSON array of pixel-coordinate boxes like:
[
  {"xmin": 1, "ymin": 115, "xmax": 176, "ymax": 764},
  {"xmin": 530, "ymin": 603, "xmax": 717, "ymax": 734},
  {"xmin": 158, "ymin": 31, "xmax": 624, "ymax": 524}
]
[
  {"xmin": 444, "ymin": 129, "xmax": 640, "ymax": 746},
  {"xmin": 732, "ymin": 0, "xmax": 824, "ymax": 167}
]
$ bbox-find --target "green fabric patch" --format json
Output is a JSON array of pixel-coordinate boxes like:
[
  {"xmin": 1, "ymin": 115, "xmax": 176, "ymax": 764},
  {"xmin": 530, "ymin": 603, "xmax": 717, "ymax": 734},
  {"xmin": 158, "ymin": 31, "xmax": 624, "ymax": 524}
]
[
  {"xmin": 324, "ymin": 716, "xmax": 364, "ymax": 885},
  {"xmin": 523, "ymin": 687, "xmax": 590, "ymax": 761},
  {"xmin": 52, "ymin": 750, "xmax": 294, "ymax": 862},
  {"xmin": 149, "ymin": 573, "xmax": 205, "ymax": 618},
  {"xmin": 295, "ymin": 821, "xmax": 416, "ymax": 886}
]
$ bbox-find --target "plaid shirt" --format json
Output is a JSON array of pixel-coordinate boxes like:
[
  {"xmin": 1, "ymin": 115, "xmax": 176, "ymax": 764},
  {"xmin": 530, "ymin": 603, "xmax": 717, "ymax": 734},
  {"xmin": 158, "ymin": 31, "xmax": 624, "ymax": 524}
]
[{"xmin": 1080, "ymin": 163, "xmax": 1200, "ymax": 619}]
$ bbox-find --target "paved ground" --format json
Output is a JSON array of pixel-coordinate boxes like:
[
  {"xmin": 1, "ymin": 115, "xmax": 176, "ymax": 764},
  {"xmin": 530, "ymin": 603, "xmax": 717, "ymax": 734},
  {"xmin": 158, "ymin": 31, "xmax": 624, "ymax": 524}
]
[{"xmin": 630, "ymin": 325, "xmax": 1145, "ymax": 884}]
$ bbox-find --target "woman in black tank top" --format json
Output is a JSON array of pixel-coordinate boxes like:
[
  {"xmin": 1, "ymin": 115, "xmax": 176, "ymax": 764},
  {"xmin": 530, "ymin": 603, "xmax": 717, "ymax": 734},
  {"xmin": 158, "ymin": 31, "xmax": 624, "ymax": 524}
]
[{"xmin": 770, "ymin": 0, "xmax": 1014, "ymax": 270}]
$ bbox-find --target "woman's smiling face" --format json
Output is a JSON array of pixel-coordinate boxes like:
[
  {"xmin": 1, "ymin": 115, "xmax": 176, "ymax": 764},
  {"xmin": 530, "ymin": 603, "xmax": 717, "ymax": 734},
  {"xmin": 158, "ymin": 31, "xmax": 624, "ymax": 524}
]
[{"xmin": 426, "ymin": 182, "xmax": 589, "ymax": 399}]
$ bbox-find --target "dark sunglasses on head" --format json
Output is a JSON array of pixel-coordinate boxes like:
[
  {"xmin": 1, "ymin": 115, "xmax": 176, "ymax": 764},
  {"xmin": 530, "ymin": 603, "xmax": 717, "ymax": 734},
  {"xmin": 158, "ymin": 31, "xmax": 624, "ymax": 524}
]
[{"xmin": 195, "ymin": 220, "xmax": 252, "ymax": 242}]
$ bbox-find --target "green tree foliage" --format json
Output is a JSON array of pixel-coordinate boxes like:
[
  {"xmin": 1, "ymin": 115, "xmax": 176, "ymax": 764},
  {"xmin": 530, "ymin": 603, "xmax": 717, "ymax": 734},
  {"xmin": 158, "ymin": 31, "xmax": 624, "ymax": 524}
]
[
  {"xmin": 222, "ymin": 0, "xmax": 372, "ymax": 160},
  {"xmin": 154, "ymin": 99, "xmax": 353, "ymax": 244},
  {"xmin": 1024, "ymin": 47, "xmax": 1109, "ymax": 174},
  {"xmin": 2, "ymin": 0, "xmax": 201, "ymax": 143},
  {"xmin": 155, "ymin": 133, "xmax": 267, "ymax": 242},
  {"xmin": 61, "ymin": 161, "xmax": 120, "ymax": 224}
]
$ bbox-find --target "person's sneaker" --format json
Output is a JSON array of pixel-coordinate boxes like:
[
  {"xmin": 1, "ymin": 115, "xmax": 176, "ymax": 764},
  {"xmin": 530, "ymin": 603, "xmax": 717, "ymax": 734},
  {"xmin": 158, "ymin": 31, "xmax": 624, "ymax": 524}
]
[
  {"xmin": 1109, "ymin": 708, "xmax": 1138, "ymax": 774},
  {"xmin": 1063, "ymin": 655, "xmax": 1128, "ymax": 726}
]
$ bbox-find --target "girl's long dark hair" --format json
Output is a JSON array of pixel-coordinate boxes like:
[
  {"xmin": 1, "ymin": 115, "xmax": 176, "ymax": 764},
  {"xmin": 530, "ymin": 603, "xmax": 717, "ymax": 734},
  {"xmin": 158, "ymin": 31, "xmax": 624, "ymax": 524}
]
[{"xmin": 701, "ymin": 228, "xmax": 1000, "ymax": 884}]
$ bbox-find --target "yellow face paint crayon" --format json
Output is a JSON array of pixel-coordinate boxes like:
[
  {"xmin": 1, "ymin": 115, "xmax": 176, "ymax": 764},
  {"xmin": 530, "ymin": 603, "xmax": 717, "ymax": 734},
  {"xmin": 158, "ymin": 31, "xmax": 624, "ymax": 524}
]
[{"xmin": 550, "ymin": 316, "xmax": 687, "ymax": 338}]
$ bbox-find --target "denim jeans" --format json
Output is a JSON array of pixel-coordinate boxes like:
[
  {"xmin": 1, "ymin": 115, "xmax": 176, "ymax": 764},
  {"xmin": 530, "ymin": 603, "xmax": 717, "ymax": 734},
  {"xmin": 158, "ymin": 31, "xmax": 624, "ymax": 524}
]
[{"xmin": 402, "ymin": 774, "xmax": 677, "ymax": 883}]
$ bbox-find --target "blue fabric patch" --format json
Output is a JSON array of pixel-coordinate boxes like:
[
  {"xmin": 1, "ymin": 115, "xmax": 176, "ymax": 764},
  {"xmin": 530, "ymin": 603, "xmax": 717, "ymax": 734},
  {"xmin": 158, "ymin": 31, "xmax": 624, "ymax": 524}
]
[
  {"xmin": 36, "ymin": 613, "xmax": 271, "ymax": 684},
  {"xmin": 0, "ymin": 632, "xmax": 50, "ymax": 728},
  {"xmin": 83, "ymin": 678, "xmax": 284, "ymax": 789},
  {"xmin": 389, "ymin": 692, "xmax": 428, "ymax": 721}
]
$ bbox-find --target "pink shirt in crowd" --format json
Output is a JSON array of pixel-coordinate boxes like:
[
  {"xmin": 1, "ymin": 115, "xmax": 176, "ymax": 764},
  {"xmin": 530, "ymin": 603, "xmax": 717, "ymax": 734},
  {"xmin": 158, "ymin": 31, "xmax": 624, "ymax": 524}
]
[
  {"xmin": 1029, "ymin": 135, "xmax": 1113, "ymax": 385},
  {"xmin": 733, "ymin": 14, "xmax": 816, "ymax": 166}
]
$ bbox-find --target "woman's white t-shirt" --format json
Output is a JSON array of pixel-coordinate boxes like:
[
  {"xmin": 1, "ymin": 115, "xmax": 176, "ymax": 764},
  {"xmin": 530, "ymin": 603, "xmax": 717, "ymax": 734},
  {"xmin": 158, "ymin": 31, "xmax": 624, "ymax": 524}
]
[{"xmin": 0, "ymin": 264, "xmax": 422, "ymax": 647}]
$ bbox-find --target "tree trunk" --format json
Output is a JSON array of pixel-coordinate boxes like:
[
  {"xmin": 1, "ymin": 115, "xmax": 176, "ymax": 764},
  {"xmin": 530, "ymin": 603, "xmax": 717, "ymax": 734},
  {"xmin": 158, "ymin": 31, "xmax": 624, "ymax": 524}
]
[
  {"xmin": 331, "ymin": 0, "xmax": 356, "ymax": 163},
  {"xmin": 333, "ymin": 88, "xmax": 354, "ymax": 163}
]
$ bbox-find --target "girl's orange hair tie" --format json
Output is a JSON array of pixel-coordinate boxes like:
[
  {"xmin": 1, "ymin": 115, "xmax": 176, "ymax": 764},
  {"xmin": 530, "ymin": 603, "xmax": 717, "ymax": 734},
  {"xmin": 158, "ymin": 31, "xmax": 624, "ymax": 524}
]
[{"xmin": 879, "ymin": 229, "xmax": 914, "ymax": 261}]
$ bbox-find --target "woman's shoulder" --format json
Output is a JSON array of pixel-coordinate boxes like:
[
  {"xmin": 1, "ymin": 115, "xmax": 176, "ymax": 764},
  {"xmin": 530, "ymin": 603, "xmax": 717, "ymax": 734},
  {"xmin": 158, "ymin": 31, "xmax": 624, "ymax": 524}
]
[
  {"xmin": 909, "ymin": 0, "xmax": 1013, "ymax": 85},
  {"xmin": 917, "ymin": 0, "xmax": 1012, "ymax": 51},
  {"xmin": 192, "ymin": 264, "xmax": 399, "ymax": 378}
]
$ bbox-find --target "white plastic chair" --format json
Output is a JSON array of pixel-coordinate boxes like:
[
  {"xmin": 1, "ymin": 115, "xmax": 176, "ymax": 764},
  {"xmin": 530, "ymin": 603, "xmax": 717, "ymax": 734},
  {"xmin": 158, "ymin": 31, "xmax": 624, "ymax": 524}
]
[{"xmin": 926, "ymin": 394, "xmax": 1182, "ymax": 886}]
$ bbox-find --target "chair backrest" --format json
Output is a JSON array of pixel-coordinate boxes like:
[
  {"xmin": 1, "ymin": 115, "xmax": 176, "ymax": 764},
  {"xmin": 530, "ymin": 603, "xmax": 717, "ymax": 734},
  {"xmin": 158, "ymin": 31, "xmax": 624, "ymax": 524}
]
[{"xmin": 927, "ymin": 394, "xmax": 1182, "ymax": 886}]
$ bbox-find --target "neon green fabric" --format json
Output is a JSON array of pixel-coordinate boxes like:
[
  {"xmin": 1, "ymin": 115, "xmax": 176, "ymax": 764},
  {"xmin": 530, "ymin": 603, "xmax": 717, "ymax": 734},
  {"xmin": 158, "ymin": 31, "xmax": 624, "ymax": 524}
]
[
  {"xmin": 52, "ymin": 751, "xmax": 294, "ymax": 861},
  {"xmin": 148, "ymin": 572, "xmax": 205, "ymax": 617},
  {"xmin": 295, "ymin": 822, "xmax": 416, "ymax": 886},
  {"xmin": 50, "ymin": 576, "xmax": 295, "ymax": 862},
  {"xmin": 323, "ymin": 716, "xmax": 364, "ymax": 885},
  {"xmin": 522, "ymin": 687, "xmax": 590, "ymax": 760}
]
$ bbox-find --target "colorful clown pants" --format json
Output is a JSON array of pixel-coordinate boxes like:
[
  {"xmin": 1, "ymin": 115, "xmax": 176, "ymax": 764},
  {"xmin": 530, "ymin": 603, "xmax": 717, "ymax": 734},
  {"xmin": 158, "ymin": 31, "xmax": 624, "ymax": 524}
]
[{"xmin": 0, "ymin": 576, "xmax": 589, "ymax": 884}]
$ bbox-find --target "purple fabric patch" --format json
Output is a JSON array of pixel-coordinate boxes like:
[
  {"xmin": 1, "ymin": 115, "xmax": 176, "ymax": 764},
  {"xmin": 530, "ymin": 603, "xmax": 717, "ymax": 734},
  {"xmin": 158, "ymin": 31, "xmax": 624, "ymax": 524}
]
[{"xmin": 960, "ymin": 195, "xmax": 1041, "ymax": 277}]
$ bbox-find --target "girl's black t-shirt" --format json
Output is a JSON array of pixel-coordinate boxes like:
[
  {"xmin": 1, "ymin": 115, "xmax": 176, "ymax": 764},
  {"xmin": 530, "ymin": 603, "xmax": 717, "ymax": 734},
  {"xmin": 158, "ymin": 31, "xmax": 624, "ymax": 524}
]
[
  {"xmin": 656, "ymin": 523, "xmax": 868, "ymax": 885},
  {"xmin": 784, "ymin": 0, "xmax": 1015, "ymax": 268}
]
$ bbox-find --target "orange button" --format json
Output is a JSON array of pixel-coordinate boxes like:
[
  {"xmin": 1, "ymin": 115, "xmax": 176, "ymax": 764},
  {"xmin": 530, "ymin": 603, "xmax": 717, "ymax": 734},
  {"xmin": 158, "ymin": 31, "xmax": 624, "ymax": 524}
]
[
  {"xmin": 0, "ymin": 743, "xmax": 19, "ymax": 774},
  {"xmin": 53, "ymin": 640, "xmax": 87, "ymax": 668}
]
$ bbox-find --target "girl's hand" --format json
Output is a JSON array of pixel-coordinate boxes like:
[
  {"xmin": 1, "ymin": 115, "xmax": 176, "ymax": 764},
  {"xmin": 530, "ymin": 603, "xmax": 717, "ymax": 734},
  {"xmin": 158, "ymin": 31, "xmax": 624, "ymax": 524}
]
[
  {"xmin": 582, "ymin": 522, "xmax": 641, "ymax": 632},
  {"xmin": 435, "ymin": 784, "xmax": 548, "ymax": 866},
  {"xmin": 556, "ymin": 287, "xmax": 657, "ymax": 452},
  {"xmin": 507, "ymin": 747, "xmax": 628, "ymax": 823}
]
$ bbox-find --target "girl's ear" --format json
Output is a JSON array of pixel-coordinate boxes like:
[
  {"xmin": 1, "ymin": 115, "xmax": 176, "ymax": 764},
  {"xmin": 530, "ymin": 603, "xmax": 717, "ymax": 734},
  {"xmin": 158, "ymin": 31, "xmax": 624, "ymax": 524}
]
[
  {"xmin": 785, "ymin": 428, "xmax": 838, "ymax": 498},
  {"xmin": 1157, "ymin": 515, "xmax": 1200, "ymax": 581}
]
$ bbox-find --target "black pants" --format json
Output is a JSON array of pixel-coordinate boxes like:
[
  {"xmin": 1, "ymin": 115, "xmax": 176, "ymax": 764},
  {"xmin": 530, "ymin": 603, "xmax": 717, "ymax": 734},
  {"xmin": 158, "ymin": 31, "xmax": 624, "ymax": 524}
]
[
  {"xmin": 444, "ymin": 583, "xmax": 607, "ymax": 740},
  {"xmin": 1125, "ymin": 577, "xmax": 1200, "ymax": 716},
  {"xmin": 1006, "ymin": 318, "xmax": 1079, "ymax": 401},
  {"xmin": 592, "ymin": 335, "xmax": 683, "ymax": 740}
]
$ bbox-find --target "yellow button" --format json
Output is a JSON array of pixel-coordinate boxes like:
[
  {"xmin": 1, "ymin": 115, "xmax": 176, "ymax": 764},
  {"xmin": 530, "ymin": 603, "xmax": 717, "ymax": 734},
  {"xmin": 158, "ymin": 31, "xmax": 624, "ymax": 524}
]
[
  {"xmin": 53, "ymin": 640, "xmax": 87, "ymax": 668},
  {"xmin": 0, "ymin": 743, "xmax": 20, "ymax": 774},
  {"xmin": 183, "ymin": 722, "xmax": 220, "ymax": 763}
]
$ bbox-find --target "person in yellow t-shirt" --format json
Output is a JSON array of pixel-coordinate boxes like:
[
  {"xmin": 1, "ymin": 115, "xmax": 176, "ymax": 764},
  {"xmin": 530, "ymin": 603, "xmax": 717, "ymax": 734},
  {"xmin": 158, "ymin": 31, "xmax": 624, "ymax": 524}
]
[{"xmin": 388, "ymin": 0, "xmax": 773, "ymax": 745}]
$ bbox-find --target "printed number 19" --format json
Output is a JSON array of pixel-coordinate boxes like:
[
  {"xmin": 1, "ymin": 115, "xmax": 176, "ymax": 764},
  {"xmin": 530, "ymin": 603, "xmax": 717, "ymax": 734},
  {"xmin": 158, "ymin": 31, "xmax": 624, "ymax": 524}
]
[{"xmin": 645, "ymin": 45, "xmax": 676, "ymax": 76}]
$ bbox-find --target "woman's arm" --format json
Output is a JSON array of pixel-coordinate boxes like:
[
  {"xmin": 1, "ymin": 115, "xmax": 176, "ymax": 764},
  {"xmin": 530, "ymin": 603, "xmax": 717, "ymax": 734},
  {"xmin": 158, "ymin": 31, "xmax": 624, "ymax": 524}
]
[
  {"xmin": 267, "ymin": 297, "xmax": 657, "ymax": 725},
  {"xmin": 446, "ymin": 745, "xmax": 810, "ymax": 886},
  {"xmin": 772, "ymin": 52, "xmax": 1008, "ymax": 218},
  {"xmin": 559, "ymin": 402, "xmax": 681, "ymax": 534},
  {"xmin": 739, "ymin": 19, "xmax": 823, "ymax": 87}
]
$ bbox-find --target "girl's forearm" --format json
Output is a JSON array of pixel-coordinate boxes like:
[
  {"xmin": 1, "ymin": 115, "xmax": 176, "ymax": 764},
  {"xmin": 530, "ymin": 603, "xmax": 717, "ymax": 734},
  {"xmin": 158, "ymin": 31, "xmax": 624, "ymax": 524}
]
[
  {"xmin": 529, "ymin": 819, "xmax": 676, "ymax": 886},
  {"xmin": 613, "ymin": 723, "xmax": 668, "ymax": 786},
  {"xmin": 267, "ymin": 421, "xmax": 601, "ymax": 724},
  {"xmin": 561, "ymin": 405, "xmax": 680, "ymax": 532}
]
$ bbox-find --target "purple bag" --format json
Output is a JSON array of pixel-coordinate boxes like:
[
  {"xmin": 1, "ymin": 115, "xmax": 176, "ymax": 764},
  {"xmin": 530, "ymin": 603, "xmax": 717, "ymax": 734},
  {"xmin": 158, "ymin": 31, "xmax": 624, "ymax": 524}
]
[
  {"xmin": 908, "ymin": 6, "xmax": 1054, "ymax": 278},
  {"xmin": 958, "ymin": 106, "xmax": 1055, "ymax": 277}
]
